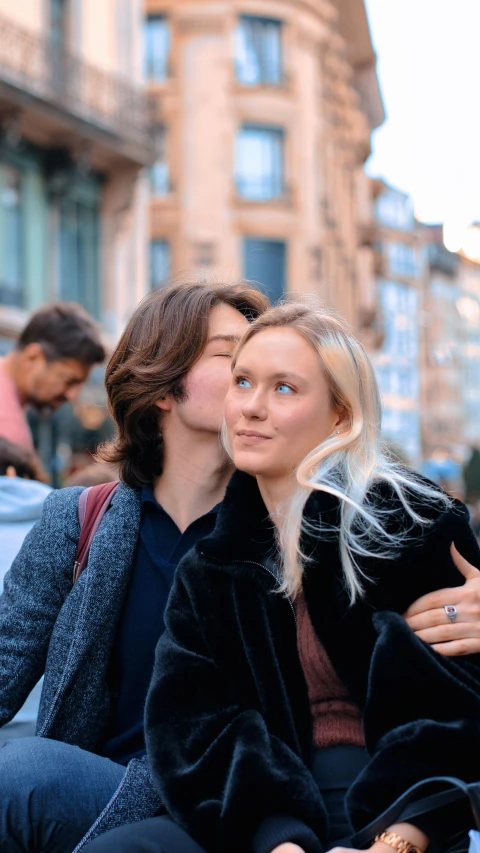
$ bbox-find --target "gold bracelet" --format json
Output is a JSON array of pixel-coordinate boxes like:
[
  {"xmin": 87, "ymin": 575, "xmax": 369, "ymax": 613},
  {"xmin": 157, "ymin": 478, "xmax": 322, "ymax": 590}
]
[{"xmin": 375, "ymin": 830, "xmax": 422, "ymax": 853}]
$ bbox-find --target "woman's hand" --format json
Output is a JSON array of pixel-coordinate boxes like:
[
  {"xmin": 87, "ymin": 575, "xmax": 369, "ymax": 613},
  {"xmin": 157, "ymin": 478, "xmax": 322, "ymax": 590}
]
[
  {"xmin": 329, "ymin": 821, "xmax": 428, "ymax": 853},
  {"xmin": 328, "ymin": 846, "xmax": 412, "ymax": 853},
  {"xmin": 271, "ymin": 845, "xmax": 305, "ymax": 853},
  {"xmin": 328, "ymin": 846, "xmax": 388, "ymax": 853},
  {"xmin": 404, "ymin": 543, "xmax": 480, "ymax": 655}
]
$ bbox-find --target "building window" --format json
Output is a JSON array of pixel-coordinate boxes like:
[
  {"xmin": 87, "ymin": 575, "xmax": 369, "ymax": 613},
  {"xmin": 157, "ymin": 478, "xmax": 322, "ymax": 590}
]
[
  {"xmin": 50, "ymin": 0, "xmax": 69, "ymax": 41},
  {"xmin": 378, "ymin": 280, "xmax": 419, "ymax": 361},
  {"xmin": 193, "ymin": 242, "xmax": 215, "ymax": 267},
  {"xmin": 235, "ymin": 126, "xmax": 284, "ymax": 200},
  {"xmin": 375, "ymin": 190, "xmax": 414, "ymax": 231},
  {"xmin": 58, "ymin": 193, "xmax": 100, "ymax": 318},
  {"xmin": 149, "ymin": 125, "xmax": 169, "ymax": 195},
  {"xmin": 49, "ymin": 0, "xmax": 70, "ymax": 91},
  {"xmin": 243, "ymin": 237, "xmax": 286, "ymax": 303},
  {"xmin": 310, "ymin": 246, "xmax": 323, "ymax": 281},
  {"xmin": 150, "ymin": 239, "xmax": 171, "ymax": 288},
  {"xmin": 144, "ymin": 15, "xmax": 170, "ymax": 81},
  {"xmin": 235, "ymin": 16, "xmax": 282, "ymax": 85},
  {"xmin": 0, "ymin": 164, "xmax": 23, "ymax": 308},
  {"xmin": 388, "ymin": 242, "xmax": 420, "ymax": 277},
  {"xmin": 116, "ymin": 0, "xmax": 133, "ymax": 77}
]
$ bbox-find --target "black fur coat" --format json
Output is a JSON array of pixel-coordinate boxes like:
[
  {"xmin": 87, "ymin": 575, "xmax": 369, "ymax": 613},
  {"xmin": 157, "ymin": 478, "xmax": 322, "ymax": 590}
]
[{"xmin": 145, "ymin": 471, "xmax": 480, "ymax": 853}]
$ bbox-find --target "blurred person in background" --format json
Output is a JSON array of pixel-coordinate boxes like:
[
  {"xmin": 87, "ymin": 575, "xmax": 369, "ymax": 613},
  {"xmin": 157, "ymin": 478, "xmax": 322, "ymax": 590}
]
[
  {"xmin": 0, "ymin": 438, "xmax": 51, "ymax": 590},
  {"xmin": 0, "ymin": 302, "xmax": 105, "ymax": 452},
  {"xmin": 463, "ymin": 448, "xmax": 480, "ymax": 506},
  {"xmin": 424, "ymin": 446, "xmax": 462, "ymax": 497},
  {"xmin": 63, "ymin": 463, "xmax": 119, "ymax": 489},
  {"xmin": 0, "ymin": 437, "xmax": 52, "ymax": 746}
]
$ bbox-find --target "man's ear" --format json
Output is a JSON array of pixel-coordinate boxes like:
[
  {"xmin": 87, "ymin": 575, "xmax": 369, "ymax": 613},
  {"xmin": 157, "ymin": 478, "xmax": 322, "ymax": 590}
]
[
  {"xmin": 21, "ymin": 342, "xmax": 46, "ymax": 366},
  {"xmin": 155, "ymin": 397, "xmax": 172, "ymax": 413},
  {"xmin": 6, "ymin": 466, "xmax": 17, "ymax": 478}
]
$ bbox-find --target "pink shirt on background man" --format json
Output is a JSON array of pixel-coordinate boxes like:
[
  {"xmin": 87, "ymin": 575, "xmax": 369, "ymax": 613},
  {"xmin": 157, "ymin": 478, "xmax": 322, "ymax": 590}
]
[{"xmin": 0, "ymin": 359, "xmax": 34, "ymax": 450}]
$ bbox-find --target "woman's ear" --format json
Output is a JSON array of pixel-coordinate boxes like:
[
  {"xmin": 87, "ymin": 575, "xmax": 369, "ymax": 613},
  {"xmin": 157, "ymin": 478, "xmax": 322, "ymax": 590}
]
[{"xmin": 333, "ymin": 407, "xmax": 349, "ymax": 432}]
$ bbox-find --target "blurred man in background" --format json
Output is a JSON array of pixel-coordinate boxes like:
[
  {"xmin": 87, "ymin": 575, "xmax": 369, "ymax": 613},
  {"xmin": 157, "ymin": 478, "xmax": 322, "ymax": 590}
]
[{"xmin": 0, "ymin": 303, "xmax": 105, "ymax": 451}]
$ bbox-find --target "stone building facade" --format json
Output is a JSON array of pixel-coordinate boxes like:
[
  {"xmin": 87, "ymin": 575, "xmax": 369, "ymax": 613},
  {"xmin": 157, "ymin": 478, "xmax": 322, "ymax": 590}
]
[
  {"xmin": 144, "ymin": 0, "xmax": 384, "ymax": 325},
  {"xmin": 0, "ymin": 0, "xmax": 152, "ymax": 346}
]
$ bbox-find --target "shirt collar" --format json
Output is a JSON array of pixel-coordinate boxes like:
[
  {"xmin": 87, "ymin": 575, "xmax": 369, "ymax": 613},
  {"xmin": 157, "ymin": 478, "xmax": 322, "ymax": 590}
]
[
  {"xmin": 140, "ymin": 484, "xmax": 221, "ymax": 518},
  {"xmin": 140, "ymin": 483, "xmax": 159, "ymax": 508}
]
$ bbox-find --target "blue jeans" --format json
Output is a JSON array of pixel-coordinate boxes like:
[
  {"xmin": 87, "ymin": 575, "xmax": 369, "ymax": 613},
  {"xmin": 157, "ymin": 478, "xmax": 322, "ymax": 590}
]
[
  {"xmin": 0, "ymin": 736, "xmax": 125, "ymax": 853},
  {"xmin": 83, "ymin": 817, "xmax": 206, "ymax": 853}
]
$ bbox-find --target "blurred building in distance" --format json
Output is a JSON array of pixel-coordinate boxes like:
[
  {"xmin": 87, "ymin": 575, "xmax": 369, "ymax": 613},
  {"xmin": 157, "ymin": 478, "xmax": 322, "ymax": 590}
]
[
  {"xmin": 418, "ymin": 224, "xmax": 463, "ymax": 459},
  {"xmin": 456, "ymin": 254, "xmax": 480, "ymax": 448},
  {"xmin": 418, "ymin": 224, "xmax": 480, "ymax": 462},
  {"xmin": 365, "ymin": 181, "xmax": 480, "ymax": 478},
  {"xmin": 368, "ymin": 180, "xmax": 423, "ymax": 464},
  {"xmin": 0, "ymin": 0, "xmax": 153, "ymax": 349},
  {"xmin": 144, "ymin": 0, "xmax": 384, "ymax": 325}
]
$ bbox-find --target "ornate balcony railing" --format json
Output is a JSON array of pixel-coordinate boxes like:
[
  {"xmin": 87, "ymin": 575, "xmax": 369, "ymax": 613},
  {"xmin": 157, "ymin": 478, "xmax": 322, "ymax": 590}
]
[{"xmin": 0, "ymin": 12, "xmax": 152, "ymax": 158}]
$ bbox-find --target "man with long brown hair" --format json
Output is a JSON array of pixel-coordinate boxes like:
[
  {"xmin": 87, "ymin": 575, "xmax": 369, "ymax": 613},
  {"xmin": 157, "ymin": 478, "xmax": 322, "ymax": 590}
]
[{"xmin": 0, "ymin": 280, "xmax": 269, "ymax": 853}]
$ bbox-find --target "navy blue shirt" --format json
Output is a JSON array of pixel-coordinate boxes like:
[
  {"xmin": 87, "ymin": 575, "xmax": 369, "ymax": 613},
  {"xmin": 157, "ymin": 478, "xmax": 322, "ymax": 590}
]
[{"xmin": 102, "ymin": 485, "xmax": 219, "ymax": 765}]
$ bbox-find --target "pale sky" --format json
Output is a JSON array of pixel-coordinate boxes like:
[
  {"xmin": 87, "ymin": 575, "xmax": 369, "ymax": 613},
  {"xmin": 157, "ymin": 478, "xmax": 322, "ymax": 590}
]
[{"xmin": 364, "ymin": 0, "xmax": 480, "ymax": 230}]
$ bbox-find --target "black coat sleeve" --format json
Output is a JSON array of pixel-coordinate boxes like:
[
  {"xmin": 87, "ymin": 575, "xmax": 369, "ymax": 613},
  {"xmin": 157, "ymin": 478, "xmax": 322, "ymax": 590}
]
[
  {"xmin": 145, "ymin": 557, "xmax": 325, "ymax": 853},
  {"xmin": 347, "ymin": 503, "xmax": 480, "ymax": 848}
]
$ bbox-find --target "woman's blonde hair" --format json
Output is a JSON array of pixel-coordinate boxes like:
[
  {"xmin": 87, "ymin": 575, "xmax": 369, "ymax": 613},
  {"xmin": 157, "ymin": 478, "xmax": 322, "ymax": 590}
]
[{"xmin": 230, "ymin": 298, "xmax": 450, "ymax": 603}]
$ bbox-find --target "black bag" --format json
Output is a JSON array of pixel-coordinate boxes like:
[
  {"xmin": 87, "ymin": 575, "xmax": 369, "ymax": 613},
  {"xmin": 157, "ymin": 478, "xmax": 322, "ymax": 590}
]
[{"xmin": 352, "ymin": 777, "xmax": 480, "ymax": 853}]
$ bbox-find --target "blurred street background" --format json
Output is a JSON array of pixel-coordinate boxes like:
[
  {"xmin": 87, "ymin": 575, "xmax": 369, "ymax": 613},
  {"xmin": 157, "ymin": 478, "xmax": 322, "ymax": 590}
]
[{"xmin": 0, "ymin": 0, "xmax": 479, "ymax": 500}]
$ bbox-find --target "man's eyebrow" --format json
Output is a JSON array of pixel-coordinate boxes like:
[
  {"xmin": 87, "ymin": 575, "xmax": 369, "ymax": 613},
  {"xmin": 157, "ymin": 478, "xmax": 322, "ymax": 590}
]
[{"xmin": 207, "ymin": 334, "xmax": 241, "ymax": 344}]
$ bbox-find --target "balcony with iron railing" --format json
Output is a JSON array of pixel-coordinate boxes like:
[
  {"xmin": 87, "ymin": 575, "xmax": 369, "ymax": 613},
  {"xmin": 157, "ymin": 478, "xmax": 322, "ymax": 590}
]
[{"xmin": 0, "ymin": 12, "xmax": 154, "ymax": 167}]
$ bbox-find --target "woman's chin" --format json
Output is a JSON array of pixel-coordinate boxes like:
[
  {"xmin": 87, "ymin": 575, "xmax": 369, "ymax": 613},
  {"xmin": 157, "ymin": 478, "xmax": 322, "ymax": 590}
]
[
  {"xmin": 232, "ymin": 450, "xmax": 270, "ymax": 477},
  {"xmin": 234, "ymin": 463, "xmax": 288, "ymax": 482}
]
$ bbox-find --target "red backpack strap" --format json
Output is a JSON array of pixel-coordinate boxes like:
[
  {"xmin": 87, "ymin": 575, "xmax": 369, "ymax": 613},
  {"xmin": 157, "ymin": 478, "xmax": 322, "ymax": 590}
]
[{"xmin": 73, "ymin": 480, "xmax": 120, "ymax": 584}]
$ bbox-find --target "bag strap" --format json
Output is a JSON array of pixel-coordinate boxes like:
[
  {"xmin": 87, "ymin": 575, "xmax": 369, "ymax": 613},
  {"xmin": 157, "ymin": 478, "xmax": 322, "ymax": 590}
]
[
  {"xmin": 352, "ymin": 776, "xmax": 480, "ymax": 848},
  {"xmin": 73, "ymin": 480, "xmax": 120, "ymax": 584}
]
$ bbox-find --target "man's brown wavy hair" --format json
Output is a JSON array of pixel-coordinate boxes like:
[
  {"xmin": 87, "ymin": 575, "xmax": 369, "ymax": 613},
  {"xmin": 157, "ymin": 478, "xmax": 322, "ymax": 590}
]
[{"xmin": 98, "ymin": 280, "xmax": 270, "ymax": 488}]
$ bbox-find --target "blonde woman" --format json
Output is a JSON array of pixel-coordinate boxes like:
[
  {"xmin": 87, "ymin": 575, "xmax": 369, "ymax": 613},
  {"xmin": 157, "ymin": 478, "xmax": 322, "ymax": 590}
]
[{"xmin": 90, "ymin": 301, "xmax": 480, "ymax": 853}]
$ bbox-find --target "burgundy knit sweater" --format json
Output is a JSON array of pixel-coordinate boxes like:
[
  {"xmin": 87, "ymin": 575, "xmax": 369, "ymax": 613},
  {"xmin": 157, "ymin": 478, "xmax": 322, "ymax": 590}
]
[{"xmin": 295, "ymin": 593, "xmax": 365, "ymax": 749}]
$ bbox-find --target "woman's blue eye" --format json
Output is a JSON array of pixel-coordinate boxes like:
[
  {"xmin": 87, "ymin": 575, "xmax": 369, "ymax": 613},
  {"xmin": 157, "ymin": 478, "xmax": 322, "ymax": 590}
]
[
  {"xmin": 236, "ymin": 377, "xmax": 251, "ymax": 388},
  {"xmin": 277, "ymin": 383, "xmax": 292, "ymax": 394}
]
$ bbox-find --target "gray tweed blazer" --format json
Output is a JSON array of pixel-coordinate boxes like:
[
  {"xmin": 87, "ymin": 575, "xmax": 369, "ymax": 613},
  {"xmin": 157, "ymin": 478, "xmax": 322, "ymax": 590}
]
[{"xmin": 0, "ymin": 481, "xmax": 164, "ymax": 849}]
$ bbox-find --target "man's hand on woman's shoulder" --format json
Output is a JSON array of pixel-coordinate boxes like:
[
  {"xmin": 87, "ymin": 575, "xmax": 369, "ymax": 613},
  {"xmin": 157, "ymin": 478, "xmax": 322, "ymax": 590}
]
[{"xmin": 404, "ymin": 543, "xmax": 480, "ymax": 655}]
